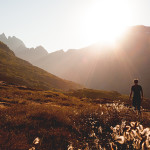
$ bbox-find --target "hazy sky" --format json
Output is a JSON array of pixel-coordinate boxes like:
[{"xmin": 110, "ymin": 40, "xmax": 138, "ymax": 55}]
[{"xmin": 1, "ymin": 0, "xmax": 150, "ymax": 52}]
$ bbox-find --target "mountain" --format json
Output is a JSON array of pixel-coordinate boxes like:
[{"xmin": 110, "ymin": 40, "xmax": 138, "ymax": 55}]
[
  {"xmin": 0, "ymin": 41, "xmax": 82, "ymax": 90},
  {"xmin": 1, "ymin": 25, "xmax": 150, "ymax": 97},
  {"xmin": 30, "ymin": 25, "xmax": 150, "ymax": 97},
  {"xmin": 0, "ymin": 33, "xmax": 48, "ymax": 62},
  {"xmin": 0, "ymin": 33, "xmax": 25, "ymax": 50},
  {"xmin": 23, "ymin": 26, "xmax": 150, "ymax": 96}
]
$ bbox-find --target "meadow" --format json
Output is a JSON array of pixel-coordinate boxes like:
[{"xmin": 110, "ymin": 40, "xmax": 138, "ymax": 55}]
[{"xmin": 0, "ymin": 81, "xmax": 150, "ymax": 150}]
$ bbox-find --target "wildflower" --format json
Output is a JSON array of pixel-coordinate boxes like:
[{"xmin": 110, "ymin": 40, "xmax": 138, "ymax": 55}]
[
  {"xmin": 136, "ymin": 124, "xmax": 144, "ymax": 134},
  {"xmin": 84, "ymin": 143, "xmax": 89, "ymax": 150},
  {"xmin": 145, "ymin": 131, "xmax": 150, "ymax": 149},
  {"xmin": 133, "ymin": 138, "xmax": 141, "ymax": 149},
  {"xmin": 146, "ymin": 131, "xmax": 150, "ymax": 141},
  {"xmin": 33, "ymin": 137, "xmax": 40, "ymax": 145},
  {"xmin": 94, "ymin": 138, "xmax": 99, "ymax": 149},
  {"xmin": 141, "ymin": 128, "xmax": 150, "ymax": 136},
  {"xmin": 130, "ymin": 122, "xmax": 136, "ymax": 128},
  {"xmin": 98, "ymin": 126, "xmax": 103, "ymax": 134},
  {"xmin": 89, "ymin": 130, "xmax": 96, "ymax": 137},
  {"xmin": 114, "ymin": 135, "xmax": 125, "ymax": 144},
  {"xmin": 68, "ymin": 143, "xmax": 73, "ymax": 150},
  {"xmin": 110, "ymin": 142, "xmax": 117, "ymax": 150},
  {"xmin": 124, "ymin": 131, "xmax": 131, "ymax": 142},
  {"xmin": 29, "ymin": 147, "xmax": 35, "ymax": 150},
  {"xmin": 124, "ymin": 125, "xmax": 131, "ymax": 132}
]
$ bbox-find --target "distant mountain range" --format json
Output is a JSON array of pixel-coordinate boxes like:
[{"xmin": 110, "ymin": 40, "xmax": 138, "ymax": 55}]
[
  {"xmin": 0, "ymin": 33, "xmax": 48, "ymax": 62},
  {"xmin": 0, "ymin": 41, "xmax": 82, "ymax": 90},
  {"xmin": 1, "ymin": 25, "xmax": 150, "ymax": 97}
]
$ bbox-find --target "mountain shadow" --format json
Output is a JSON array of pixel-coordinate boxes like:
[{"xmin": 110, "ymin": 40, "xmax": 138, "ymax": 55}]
[{"xmin": 0, "ymin": 41, "xmax": 82, "ymax": 91}]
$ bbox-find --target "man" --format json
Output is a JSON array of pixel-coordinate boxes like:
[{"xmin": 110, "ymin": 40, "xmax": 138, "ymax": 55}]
[{"xmin": 129, "ymin": 79, "xmax": 143, "ymax": 114}]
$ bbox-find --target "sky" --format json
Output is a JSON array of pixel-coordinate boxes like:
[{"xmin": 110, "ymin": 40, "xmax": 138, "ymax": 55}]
[{"xmin": 1, "ymin": 0, "xmax": 150, "ymax": 52}]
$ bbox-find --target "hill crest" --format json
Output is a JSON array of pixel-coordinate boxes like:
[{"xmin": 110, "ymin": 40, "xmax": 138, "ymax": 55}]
[{"xmin": 0, "ymin": 41, "xmax": 82, "ymax": 91}]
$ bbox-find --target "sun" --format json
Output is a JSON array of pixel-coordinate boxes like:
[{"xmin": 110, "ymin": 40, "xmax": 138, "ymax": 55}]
[{"xmin": 80, "ymin": 0, "xmax": 131, "ymax": 45}]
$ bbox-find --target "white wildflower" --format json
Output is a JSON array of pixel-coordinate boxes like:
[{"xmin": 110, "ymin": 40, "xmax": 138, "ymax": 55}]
[
  {"xmin": 33, "ymin": 137, "xmax": 40, "ymax": 145},
  {"xmin": 68, "ymin": 143, "xmax": 73, "ymax": 150},
  {"xmin": 114, "ymin": 135, "xmax": 125, "ymax": 144},
  {"xmin": 29, "ymin": 147, "xmax": 35, "ymax": 150},
  {"xmin": 98, "ymin": 126, "xmax": 103, "ymax": 134},
  {"xmin": 89, "ymin": 130, "xmax": 96, "ymax": 137}
]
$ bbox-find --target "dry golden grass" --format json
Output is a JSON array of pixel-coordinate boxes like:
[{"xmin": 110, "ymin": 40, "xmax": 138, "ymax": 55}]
[{"xmin": 0, "ymin": 82, "xmax": 150, "ymax": 149}]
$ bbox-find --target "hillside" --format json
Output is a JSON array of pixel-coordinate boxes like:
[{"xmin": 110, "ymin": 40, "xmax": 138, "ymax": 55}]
[
  {"xmin": 0, "ymin": 41, "xmax": 82, "ymax": 91},
  {"xmin": 30, "ymin": 25, "xmax": 150, "ymax": 97},
  {"xmin": 0, "ymin": 82, "xmax": 150, "ymax": 149},
  {"xmin": 1, "ymin": 26, "xmax": 150, "ymax": 97}
]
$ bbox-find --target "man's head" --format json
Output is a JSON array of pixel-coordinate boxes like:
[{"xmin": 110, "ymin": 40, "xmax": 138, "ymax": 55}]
[{"xmin": 134, "ymin": 79, "xmax": 138, "ymax": 85}]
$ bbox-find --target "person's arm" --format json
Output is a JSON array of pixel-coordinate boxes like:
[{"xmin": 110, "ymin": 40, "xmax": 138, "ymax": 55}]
[
  {"xmin": 129, "ymin": 86, "xmax": 133, "ymax": 100},
  {"xmin": 129, "ymin": 89, "xmax": 133, "ymax": 101},
  {"xmin": 141, "ymin": 87, "xmax": 143, "ymax": 101}
]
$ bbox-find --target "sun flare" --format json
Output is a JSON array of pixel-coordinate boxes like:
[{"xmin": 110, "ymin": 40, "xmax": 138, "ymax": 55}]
[{"xmin": 81, "ymin": 0, "xmax": 131, "ymax": 45}]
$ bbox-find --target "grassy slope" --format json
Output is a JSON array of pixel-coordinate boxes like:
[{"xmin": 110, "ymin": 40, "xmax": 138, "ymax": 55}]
[
  {"xmin": 66, "ymin": 88, "xmax": 150, "ymax": 110},
  {"xmin": 0, "ymin": 82, "xmax": 150, "ymax": 149},
  {"xmin": 0, "ymin": 41, "xmax": 150, "ymax": 150},
  {"xmin": 0, "ymin": 41, "xmax": 82, "ymax": 91}
]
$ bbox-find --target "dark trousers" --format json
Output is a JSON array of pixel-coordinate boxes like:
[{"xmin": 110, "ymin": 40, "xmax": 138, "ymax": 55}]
[{"xmin": 132, "ymin": 98, "xmax": 141, "ymax": 111}]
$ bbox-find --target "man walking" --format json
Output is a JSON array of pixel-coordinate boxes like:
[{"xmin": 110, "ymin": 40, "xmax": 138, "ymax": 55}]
[{"xmin": 129, "ymin": 79, "xmax": 143, "ymax": 114}]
